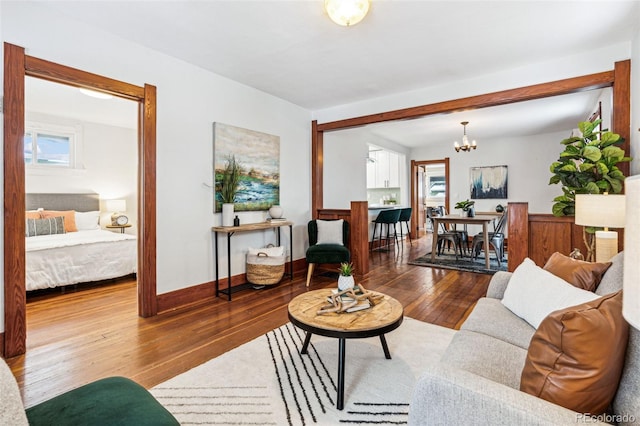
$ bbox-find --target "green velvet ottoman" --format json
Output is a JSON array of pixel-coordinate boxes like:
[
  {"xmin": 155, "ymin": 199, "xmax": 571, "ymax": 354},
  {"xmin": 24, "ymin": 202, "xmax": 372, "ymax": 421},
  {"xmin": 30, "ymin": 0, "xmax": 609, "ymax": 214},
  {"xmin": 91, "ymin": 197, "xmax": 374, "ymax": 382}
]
[{"xmin": 25, "ymin": 376, "xmax": 179, "ymax": 426}]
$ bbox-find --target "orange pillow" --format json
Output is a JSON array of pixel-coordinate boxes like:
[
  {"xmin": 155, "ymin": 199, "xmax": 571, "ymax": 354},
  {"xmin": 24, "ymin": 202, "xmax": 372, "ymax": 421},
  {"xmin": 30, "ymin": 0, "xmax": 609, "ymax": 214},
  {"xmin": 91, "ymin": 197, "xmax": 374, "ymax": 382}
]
[
  {"xmin": 520, "ymin": 291, "xmax": 629, "ymax": 415},
  {"xmin": 543, "ymin": 252, "xmax": 611, "ymax": 291},
  {"xmin": 41, "ymin": 210, "xmax": 77, "ymax": 232},
  {"xmin": 25, "ymin": 211, "xmax": 41, "ymax": 220}
]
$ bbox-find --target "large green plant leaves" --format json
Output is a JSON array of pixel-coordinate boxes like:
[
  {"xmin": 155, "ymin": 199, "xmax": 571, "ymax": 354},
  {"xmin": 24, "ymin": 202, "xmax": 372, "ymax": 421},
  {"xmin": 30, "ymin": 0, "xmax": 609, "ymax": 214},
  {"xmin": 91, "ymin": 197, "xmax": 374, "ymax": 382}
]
[{"xmin": 549, "ymin": 120, "xmax": 630, "ymax": 217}]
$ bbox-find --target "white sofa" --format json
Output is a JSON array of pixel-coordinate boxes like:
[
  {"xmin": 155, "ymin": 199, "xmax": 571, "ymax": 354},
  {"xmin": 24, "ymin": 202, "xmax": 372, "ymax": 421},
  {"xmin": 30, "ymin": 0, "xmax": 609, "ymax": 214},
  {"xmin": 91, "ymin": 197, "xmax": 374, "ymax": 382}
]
[{"xmin": 409, "ymin": 252, "xmax": 639, "ymax": 425}]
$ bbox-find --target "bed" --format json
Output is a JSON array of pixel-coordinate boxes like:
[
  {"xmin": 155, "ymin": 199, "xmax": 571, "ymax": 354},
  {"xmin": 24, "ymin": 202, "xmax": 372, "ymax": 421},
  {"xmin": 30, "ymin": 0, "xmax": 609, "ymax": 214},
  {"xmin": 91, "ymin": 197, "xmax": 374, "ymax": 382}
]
[{"xmin": 25, "ymin": 193, "xmax": 137, "ymax": 291}]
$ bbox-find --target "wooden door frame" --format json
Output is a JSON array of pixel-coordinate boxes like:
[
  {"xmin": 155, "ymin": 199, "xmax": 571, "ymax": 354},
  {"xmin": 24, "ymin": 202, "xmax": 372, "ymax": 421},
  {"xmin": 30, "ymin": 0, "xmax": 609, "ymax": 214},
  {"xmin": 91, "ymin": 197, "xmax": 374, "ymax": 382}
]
[
  {"xmin": 411, "ymin": 158, "xmax": 450, "ymax": 236},
  {"xmin": 311, "ymin": 60, "xmax": 630, "ymax": 220},
  {"xmin": 3, "ymin": 43, "xmax": 157, "ymax": 357}
]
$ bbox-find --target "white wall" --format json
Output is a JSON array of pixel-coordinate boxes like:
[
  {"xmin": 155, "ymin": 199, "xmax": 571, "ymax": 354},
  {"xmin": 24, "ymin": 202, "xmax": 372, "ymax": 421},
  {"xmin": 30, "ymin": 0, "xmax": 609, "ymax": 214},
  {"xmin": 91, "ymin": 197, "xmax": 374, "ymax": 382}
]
[
  {"xmin": 0, "ymin": 2, "xmax": 313, "ymax": 336},
  {"xmin": 25, "ymin": 112, "xmax": 138, "ymax": 233},
  {"xmin": 411, "ymin": 129, "xmax": 570, "ymax": 236},
  {"xmin": 323, "ymin": 128, "xmax": 410, "ymax": 208}
]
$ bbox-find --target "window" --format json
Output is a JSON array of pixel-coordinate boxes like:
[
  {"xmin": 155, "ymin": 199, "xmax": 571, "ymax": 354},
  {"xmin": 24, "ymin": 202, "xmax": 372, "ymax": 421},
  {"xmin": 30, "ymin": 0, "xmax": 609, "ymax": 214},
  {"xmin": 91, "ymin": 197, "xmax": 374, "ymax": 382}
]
[
  {"xmin": 24, "ymin": 123, "xmax": 78, "ymax": 169},
  {"xmin": 428, "ymin": 176, "xmax": 446, "ymax": 198}
]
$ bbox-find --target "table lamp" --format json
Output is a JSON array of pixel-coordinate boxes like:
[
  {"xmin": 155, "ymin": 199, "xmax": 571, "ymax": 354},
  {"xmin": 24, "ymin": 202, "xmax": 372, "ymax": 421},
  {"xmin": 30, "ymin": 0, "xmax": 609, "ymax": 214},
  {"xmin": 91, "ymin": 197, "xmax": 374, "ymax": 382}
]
[
  {"xmin": 623, "ymin": 175, "xmax": 640, "ymax": 329},
  {"xmin": 575, "ymin": 193, "xmax": 625, "ymax": 263}
]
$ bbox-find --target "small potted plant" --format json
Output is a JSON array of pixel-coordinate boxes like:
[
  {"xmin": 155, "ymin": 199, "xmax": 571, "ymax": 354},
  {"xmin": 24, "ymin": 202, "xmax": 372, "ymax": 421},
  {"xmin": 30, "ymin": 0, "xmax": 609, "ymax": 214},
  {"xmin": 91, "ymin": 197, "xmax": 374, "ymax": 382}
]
[
  {"xmin": 454, "ymin": 199, "xmax": 475, "ymax": 217},
  {"xmin": 337, "ymin": 262, "xmax": 355, "ymax": 291},
  {"xmin": 217, "ymin": 154, "xmax": 243, "ymax": 226}
]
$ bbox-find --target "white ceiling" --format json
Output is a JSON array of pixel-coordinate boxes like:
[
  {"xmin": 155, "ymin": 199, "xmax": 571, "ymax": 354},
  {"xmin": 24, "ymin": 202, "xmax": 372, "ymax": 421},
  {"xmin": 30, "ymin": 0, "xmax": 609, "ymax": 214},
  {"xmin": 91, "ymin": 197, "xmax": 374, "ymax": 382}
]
[{"xmin": 27, "ymin": 1, "xmax": 639, "ymax": 147}]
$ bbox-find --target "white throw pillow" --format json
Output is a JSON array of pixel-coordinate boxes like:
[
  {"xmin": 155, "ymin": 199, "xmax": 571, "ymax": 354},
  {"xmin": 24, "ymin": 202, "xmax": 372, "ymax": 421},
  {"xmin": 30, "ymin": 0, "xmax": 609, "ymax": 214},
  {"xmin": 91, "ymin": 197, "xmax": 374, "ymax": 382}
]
[
  {"xmin": 75, "ymin": 211, "xmax": 100, "ymax": 231},
  {"xmin": 316, "ymin": 219, "xmax": 344, "ymax": 245},
  {"xmin": 501, "ymin": 258, "xmax": 599, "ymax": 328}
]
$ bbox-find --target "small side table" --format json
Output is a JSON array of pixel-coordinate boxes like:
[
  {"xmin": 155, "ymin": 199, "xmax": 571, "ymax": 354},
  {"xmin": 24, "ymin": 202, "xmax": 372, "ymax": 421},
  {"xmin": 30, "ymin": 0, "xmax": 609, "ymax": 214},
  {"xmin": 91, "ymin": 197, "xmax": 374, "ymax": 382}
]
[{"xmin": 106, "ymin": 224, "xmax": 132, "ymax": 234}]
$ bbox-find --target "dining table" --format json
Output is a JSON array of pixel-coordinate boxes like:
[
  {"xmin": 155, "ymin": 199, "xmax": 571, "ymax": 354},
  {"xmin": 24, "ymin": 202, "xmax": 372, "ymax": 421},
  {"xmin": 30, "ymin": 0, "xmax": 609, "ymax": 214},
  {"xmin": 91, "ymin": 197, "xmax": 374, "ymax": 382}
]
[{"xmin": 430, "ymin": 213, "xmax": 503, "ymax": 269}]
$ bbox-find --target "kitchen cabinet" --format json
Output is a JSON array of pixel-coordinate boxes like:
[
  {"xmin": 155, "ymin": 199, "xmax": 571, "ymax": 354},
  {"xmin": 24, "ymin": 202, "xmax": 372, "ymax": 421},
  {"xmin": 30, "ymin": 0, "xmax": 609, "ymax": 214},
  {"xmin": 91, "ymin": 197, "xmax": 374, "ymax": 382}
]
[{"xmin": 367, "ymin": 150, "xmax": 400, "ymax": 188}]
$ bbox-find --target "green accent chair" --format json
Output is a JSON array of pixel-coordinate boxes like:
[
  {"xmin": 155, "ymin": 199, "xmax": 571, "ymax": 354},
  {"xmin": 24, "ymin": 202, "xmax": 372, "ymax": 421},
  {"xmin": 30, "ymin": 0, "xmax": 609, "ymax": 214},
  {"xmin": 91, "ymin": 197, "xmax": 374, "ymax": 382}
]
[
  {"xmin": 305, "ymin": 219, "xmax": 350, "ymax": 287},
  {"xmin": 1, "ymin": 357, "xmax": 179, "ymax": 426}
]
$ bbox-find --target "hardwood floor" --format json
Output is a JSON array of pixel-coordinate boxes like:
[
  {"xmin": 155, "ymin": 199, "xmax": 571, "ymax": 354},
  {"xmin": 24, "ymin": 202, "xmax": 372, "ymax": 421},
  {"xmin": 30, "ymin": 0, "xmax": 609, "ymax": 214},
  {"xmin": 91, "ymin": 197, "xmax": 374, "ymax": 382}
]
[{"xmin": 7, "ymin": 234, "xmax": 491, "ymax": 408}]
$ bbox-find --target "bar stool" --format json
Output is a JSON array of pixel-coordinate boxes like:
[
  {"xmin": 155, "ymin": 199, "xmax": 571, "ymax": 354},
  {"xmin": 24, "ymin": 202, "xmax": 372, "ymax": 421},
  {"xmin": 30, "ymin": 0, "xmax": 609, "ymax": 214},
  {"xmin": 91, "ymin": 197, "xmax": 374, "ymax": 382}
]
[
  {"xmin": 398, "ymin": 207, "xmax": 413, "ymax": 245},
  {"xmin": 370, "ymin": 209, "xmax": 401, "ymax": 251}
]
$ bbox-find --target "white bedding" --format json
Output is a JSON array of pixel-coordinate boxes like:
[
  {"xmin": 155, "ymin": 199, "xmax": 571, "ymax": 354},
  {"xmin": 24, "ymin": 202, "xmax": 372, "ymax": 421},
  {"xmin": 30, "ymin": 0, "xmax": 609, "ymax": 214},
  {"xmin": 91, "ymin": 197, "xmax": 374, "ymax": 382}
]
[{"xmin": 26, "ymin": 229, "xmax": 137, "ymax": 291}]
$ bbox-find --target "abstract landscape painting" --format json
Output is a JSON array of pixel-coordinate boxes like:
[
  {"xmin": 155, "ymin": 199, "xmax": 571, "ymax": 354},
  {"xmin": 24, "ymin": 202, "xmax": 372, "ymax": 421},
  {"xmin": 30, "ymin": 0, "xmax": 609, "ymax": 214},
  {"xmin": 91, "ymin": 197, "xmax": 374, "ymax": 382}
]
[
  {"xmin": 470, "ymin": 165, "xmax": 508, "ymax": 199},
  {"xmin": 213, "ymin": 123, "xmax": 280, "ymax": 212}
]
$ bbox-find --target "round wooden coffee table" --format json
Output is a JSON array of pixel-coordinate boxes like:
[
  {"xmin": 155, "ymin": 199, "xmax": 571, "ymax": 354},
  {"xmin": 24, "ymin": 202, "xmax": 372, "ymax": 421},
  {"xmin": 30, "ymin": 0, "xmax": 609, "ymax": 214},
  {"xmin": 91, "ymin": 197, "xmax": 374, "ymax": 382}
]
[{"xmin": 288, "ymin": 289, "xmax": 404, "ymax": 410}]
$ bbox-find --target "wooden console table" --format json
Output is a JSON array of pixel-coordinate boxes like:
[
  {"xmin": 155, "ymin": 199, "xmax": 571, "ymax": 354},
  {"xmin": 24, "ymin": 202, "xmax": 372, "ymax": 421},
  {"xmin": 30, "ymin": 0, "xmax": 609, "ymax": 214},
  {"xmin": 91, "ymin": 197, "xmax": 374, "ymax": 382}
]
[{"xmin": 211, "ymin": 221, "xmax": 293, "ymax": 301}]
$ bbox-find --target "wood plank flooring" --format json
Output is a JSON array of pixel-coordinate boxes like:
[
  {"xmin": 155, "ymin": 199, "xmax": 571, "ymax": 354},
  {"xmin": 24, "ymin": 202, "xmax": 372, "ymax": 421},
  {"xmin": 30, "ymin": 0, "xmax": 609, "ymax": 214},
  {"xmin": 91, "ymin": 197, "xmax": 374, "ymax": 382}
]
[{"xmin": 7, "ymin": 234, "xmax": 491, "ymax": 408}]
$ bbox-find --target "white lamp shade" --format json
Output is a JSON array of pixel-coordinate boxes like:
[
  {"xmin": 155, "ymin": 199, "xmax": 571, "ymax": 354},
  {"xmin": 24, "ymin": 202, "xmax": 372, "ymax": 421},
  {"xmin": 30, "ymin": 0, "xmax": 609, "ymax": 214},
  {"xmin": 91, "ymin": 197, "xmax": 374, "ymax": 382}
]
[
  {"xmin": 624, "ymin": 175, "xmax": 640, "ymax": 329},
  {"xmin": 575, "ymin": 194, "xmax": 626, "ymax": 228},
  {"xmin": 105, "ymin": 199, "xmax": 126, "ymax": 212}
]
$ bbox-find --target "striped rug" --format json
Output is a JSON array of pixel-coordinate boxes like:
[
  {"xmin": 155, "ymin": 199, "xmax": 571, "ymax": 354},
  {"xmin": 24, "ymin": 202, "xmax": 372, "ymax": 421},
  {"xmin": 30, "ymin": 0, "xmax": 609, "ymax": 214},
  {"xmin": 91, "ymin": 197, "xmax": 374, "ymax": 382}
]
[{"xmin": 151, "ymin": 317, "xmax": 455, "ymax": 425}]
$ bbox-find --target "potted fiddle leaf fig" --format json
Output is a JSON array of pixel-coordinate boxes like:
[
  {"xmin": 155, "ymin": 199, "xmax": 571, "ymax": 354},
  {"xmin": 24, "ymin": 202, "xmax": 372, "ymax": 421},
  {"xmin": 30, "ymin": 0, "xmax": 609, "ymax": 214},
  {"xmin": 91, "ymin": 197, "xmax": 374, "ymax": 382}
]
[
  {"xmin": 549, "ymin": 120, "xmax": 631, "ymax": 260},
  {"xmin": 549, "ymin": 120, "xmax": 630, "ymax": 217}
]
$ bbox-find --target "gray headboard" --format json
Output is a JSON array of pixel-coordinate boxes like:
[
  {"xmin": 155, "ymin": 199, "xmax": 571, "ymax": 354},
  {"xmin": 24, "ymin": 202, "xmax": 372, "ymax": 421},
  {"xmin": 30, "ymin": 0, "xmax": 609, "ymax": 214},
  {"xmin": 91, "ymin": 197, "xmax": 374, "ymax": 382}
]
[{"xmin": 26, "ymin": 193, "xmax": 100, "ymax": 212}]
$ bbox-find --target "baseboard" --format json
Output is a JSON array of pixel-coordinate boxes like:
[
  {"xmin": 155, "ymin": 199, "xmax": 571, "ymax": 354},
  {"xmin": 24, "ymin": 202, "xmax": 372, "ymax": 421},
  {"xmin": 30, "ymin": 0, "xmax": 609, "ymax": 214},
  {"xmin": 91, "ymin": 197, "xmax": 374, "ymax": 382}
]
[{"xmin": 157, "ymin": 258, "xmax": 307, "ymax": 313}]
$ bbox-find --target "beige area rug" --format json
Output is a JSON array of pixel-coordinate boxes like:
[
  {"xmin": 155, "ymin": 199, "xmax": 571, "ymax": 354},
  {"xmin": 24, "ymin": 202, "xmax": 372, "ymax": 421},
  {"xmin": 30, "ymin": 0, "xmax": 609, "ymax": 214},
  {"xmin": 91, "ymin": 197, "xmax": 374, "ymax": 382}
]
[{"xmin": 151, "ymin": 317, "xmax": 456, "ymax": 425}]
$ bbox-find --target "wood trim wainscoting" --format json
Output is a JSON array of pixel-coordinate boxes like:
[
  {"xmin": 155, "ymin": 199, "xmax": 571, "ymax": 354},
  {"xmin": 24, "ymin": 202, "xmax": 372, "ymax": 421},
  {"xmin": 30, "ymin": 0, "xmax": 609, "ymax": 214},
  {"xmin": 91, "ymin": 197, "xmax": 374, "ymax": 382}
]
[{"xmin": 507, "ymin": 203, "xmax": 624, "ymax": 271}]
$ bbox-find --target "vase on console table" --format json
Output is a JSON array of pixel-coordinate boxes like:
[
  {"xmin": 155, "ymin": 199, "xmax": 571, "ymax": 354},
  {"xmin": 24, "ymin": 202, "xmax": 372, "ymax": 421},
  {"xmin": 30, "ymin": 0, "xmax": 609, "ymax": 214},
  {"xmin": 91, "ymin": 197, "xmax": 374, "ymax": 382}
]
[
  {"xmin": 269, "ymin": 205, "xmax": 283, "ymax": 219},
  {"xmin": 222, "ymin": 203, "xmax": 234, "ymax": 227}
]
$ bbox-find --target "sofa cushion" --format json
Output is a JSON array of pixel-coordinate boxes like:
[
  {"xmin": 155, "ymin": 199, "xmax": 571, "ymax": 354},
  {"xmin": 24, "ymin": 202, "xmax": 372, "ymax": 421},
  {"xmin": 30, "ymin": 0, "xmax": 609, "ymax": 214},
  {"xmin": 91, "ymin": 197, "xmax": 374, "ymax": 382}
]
[
  {"xmin": 0, "ymin": 358, "xmax": 28, "ymax": 426},
  {"xmin": 502, "ymin": 258, "xmax": 599, "ymax": 328},
  {"xmin": 25, "ymin": 376, "xmax": 179, "ymax": 426},
  {"xmin": 595, "ymin": 251, "xmax": 624, "ymax": 296},
  {"xmin": 442, "ymin": 330, "xmax": 528, "ymax": 389},
  {"xmin": 520, "ymin": 291, "xmax": 629, "ymax": 415},
  {"xmin": 613, "ymin": 326, "xmax": 640, "ymax": 425},
  {"xmin": 543, "ymin": 251, "xmax": 611, "ymax": 291},
  {"xmin": 460, "ymin": 297, "xmax": 535, "ymax": 350}
]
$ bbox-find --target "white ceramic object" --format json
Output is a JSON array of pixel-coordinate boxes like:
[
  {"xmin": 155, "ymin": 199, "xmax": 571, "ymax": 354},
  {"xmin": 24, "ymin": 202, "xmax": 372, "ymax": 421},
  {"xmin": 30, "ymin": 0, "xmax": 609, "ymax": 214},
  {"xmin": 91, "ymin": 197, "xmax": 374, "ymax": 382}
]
[
  {"xmin": 269, "ymin": 205, "xmax": 283, "ymax": 219},
  {"xmin": 338, "ymin": 275, "xmax": 355, "ymax": 291},
  {"xmin": 222, "ymin": 203, "xmax": 234, "ymax": 227}
]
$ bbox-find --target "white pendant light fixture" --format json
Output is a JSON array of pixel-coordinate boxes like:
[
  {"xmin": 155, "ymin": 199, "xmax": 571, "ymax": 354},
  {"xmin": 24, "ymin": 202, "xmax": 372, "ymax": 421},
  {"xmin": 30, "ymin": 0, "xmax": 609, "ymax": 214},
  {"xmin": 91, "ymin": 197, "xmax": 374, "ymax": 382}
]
[
  {"xmin": 454, "ymin": 121, "xmax": 477, "ymax": 153},
  {"xmin": 325, "ymin": 0, "xmax": 370, "ymax": 27}
]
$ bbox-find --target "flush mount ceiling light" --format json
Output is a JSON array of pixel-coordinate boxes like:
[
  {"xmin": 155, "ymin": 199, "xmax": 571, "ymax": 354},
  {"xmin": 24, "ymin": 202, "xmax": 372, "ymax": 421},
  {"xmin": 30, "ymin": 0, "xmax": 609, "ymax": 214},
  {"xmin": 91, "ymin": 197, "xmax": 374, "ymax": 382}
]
[
  {"xmin": 325, "ymin": 0, "xmax": 370, "ymax": 26},
  {"xmin": 79, "ymin": 87, "xmax": 113, "ymax": 100},
  {"xmin": 454, "ymin": 121, "xmax": 477, "ymax": 153}
]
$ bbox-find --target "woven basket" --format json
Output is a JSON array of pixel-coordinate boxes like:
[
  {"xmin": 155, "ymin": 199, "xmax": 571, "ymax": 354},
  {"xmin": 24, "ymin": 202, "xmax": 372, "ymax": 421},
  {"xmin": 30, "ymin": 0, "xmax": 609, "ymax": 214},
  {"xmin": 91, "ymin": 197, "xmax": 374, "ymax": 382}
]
[{"xmin": 246, "ymin": 252, "xmax": 285, "ymax": 285}]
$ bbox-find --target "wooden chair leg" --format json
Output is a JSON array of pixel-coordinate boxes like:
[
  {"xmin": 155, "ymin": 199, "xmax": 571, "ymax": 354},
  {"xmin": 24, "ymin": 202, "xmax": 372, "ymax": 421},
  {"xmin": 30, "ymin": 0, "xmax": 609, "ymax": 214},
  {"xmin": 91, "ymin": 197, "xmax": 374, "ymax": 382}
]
[{"xmin": 306, "ymin": 263, "xmax": 315, "ymax": 287}]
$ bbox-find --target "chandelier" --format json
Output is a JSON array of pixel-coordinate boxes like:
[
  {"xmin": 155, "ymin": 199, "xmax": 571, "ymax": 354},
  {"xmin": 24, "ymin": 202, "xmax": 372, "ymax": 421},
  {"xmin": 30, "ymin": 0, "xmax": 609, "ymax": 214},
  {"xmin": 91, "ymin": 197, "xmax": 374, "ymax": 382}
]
[
  {"xmin": 325, "ymin": 0, "xmax": 370, "ymax": 26},
  {"xmin": 454, "ymin": 121, "xmax": 477, "ymax": 152}
]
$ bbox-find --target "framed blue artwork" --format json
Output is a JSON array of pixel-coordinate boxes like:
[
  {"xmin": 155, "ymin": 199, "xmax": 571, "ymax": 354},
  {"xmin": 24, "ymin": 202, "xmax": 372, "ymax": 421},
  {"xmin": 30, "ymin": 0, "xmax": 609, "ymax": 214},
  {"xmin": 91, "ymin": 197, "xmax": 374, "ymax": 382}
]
[{"xmin": 470, "ymin": 165, "xmax": 508, "ymax": 199}]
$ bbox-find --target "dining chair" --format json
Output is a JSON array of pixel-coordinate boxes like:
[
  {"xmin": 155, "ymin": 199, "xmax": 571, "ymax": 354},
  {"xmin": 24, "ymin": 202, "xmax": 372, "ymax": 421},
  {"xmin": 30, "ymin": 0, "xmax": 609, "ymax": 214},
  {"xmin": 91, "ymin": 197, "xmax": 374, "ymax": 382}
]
[
  {"xmin": 436, "ymin": 221, "xmax": 464, "ymax": 260},
  {"xmin": 471, "ymin": 208, "xmax": 508, "ymax": 266}
]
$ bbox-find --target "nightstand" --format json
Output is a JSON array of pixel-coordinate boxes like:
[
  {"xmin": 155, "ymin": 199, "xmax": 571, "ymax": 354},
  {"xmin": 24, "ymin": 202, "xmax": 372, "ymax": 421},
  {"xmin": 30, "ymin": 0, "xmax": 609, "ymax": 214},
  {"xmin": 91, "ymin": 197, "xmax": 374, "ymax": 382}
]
[{"xmin": 106, "ymin": 224, "xmax": 132, "ymax": 234}]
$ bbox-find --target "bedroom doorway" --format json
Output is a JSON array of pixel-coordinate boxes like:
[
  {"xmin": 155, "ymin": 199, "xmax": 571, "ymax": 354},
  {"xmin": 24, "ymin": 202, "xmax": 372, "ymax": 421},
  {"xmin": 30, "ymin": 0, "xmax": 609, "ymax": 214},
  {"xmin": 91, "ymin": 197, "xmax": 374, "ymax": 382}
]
[{"xmin": 3, "ymin": 43, "xmax": 158, "ymax": 357}]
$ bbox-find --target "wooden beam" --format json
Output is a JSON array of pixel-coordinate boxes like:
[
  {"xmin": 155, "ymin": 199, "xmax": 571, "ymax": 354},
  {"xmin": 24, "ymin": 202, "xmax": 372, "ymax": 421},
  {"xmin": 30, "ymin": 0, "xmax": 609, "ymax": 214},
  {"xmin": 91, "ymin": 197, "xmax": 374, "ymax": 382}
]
[
  {"xmin": 316, "ymin": 71, "xmax": 615, "ymax": 131},
  {"xmin": 311, "ymin": 120, "xmax": 323, "ymax": 218}
]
